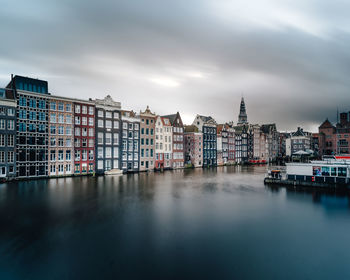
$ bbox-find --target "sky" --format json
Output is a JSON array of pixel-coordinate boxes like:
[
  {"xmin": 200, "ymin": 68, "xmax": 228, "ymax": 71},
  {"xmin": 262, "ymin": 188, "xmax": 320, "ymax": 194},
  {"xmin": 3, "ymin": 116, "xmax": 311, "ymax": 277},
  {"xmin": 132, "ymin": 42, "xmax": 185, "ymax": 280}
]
[{"xmin": 1, "ymin": 0, "xmax": 350, "ymax": 132}]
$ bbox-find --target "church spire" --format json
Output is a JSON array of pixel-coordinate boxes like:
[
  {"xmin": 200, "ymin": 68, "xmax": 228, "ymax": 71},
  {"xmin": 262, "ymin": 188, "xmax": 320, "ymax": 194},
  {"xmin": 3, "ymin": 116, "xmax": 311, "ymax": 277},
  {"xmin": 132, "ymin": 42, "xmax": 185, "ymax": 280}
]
[{"xmin": 237, "ymin": 97, "xmax": 248, "ymax": 125}]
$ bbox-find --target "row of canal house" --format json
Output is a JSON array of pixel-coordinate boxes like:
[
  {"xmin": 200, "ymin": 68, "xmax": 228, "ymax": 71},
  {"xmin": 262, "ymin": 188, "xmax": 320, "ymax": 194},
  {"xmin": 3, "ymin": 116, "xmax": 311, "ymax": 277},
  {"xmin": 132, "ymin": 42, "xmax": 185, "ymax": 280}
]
[{"xmin": 0, "ymin": 75, "xmax": 285, "ymax": 180}]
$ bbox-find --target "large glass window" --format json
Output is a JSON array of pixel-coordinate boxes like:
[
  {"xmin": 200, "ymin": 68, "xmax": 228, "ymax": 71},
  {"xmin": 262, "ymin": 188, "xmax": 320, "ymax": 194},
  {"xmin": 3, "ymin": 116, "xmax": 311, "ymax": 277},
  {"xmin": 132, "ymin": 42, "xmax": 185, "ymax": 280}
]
[{"xmin": 338, "ymin": 167, "xmax": 347, "ymax": 177}]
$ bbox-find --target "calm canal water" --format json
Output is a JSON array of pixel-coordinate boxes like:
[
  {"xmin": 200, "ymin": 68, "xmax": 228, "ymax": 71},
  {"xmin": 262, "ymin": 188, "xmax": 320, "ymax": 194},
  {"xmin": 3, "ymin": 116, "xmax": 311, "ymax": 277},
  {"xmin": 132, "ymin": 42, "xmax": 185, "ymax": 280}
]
[{"xmin": 1, "ymin": 165, "xmax": 350, "ymax": 280}]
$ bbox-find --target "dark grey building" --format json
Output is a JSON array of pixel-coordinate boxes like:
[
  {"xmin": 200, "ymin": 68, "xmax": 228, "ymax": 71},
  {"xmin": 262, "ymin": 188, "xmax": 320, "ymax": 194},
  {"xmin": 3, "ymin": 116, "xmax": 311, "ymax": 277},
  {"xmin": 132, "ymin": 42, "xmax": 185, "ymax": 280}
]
[
  {"xmin": 94, "ymin": 95, "xmax": 121, "ymax": 174},
  {"xmin": 0, "ymin": 87, "xmax": 16, "ymax": 179},
  {"xmin": 234, "ymin": 125, "xmax": 248, "ymax": 163},
  {"xmin": 203, "ymin": 123, "xmax": 217, "ymax": 167},
  {"xmin": 121, "ymin": 110, "xmax": 140, "ymax": 172},
  {"xmin": 7, "ymin": 75, "xmax": 49, "ymax": 178}
]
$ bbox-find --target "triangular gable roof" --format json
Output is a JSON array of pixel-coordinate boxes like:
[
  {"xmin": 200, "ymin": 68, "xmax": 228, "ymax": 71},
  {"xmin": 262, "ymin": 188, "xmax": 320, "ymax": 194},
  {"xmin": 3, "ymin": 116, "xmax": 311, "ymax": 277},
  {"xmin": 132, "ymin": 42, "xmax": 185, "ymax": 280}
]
[{"xmin": 319, "ymin": 119, "xmax": 334, "ymax": 129}]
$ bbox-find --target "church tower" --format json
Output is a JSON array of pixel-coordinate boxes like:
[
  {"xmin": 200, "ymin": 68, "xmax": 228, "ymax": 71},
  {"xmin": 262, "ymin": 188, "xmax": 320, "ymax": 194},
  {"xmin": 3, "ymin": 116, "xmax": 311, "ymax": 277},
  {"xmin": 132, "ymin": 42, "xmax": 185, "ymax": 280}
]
[{"xmin": 237, "ymin": 97, "xmax": 248, "ymax": 125}]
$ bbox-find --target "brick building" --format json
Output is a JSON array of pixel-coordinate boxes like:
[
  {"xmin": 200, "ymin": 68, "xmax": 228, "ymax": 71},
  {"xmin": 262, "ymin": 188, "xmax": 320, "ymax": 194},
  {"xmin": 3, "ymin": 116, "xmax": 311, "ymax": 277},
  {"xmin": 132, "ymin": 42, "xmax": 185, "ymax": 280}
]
[{"xmin": 74, "ymin": 100, "xmax": 95, "ymax": 174}]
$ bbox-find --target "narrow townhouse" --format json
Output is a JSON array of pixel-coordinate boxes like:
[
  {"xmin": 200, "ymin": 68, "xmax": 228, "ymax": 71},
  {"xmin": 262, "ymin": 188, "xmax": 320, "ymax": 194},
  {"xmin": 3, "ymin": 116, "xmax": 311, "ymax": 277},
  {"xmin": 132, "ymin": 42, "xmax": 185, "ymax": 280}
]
[
  {"xmin": 0, "ymin": 87, "xmax": 16, "ymax": 179},
  {"xmin": 121, "ymin": 110, "xmax": 140, "ymax": 172},
  {"xmin": 48, "ymin": 96, "xmax": 74, "ymax": 176},
  {"xmin": 94, "ymin": 95, "xmax": 121, "ymax": 174},
  {"xmin": 74, "ymin": 100, "xmax": 95, "ymax": 175}
]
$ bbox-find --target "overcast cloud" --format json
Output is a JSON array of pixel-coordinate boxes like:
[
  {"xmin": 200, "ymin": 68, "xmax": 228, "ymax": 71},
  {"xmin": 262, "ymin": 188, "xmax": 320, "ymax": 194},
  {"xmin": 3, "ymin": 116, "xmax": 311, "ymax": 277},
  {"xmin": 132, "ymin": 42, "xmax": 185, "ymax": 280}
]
[{"xmin": 1, "ymin": 0, "xmax": 350, "ymax": 131}]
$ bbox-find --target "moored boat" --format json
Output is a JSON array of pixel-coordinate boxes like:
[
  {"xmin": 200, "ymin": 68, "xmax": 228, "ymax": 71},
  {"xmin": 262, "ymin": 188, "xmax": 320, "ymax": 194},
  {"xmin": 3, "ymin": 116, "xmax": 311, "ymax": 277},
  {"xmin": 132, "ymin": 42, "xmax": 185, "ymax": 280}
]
[
  {"xmin": 104, "ymin": 169, "xmax": 123, "ymax": 176},
  {"xmin": 264, "ymin": 155, "xmax": 350, "ymax": 188}
]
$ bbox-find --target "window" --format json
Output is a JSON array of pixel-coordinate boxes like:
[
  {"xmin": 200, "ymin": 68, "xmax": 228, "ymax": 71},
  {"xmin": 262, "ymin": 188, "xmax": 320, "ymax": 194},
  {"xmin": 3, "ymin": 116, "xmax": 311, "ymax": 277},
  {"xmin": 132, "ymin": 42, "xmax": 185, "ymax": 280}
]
[
  {"xmin": 19, "ymin": 123, "xmax": 26, "ymax": 132},
  {"xmin": 75, "ymin": 116, "xmax": 80, "ymax": 125},
  {"xmin": 105, "ymin": 111, "xmax": 112, "ymax": 118},
  {"xmin": 105, "ymin": 133, "xmax": 112, "ymax": 144},
  {"xmin": 66, "ymin": 115, "xmax": 72, "ymax": 124},
  {"xmin": 114, "ymin": 112, "xmax": 119, "ymax": 119},
  {"xmin": 89, "ymin": 106, "xmax": 94, "ymax": 115},
  {"xmin": 58, "ymin": 164, "xmax": 64, "ymax": 173},
  {"xmin": 82, "ymin": 138, "xmax": 87, "ymax": 147},
  {"xmin": 19, "ymin": 96, "xmax": 27, "ymax": 106},
  {"xmin": 7, "ymin": 120, "xmax": 14, "ymax": 130},
  {"xmin": 89, "ymin": 128, "xmax": 94, "ymax": 136},
  {"xmin": 50, "ymin": 113, "xmax": 56, "ymax": 123},
  {"xmin": 50, "ymin": 137, "xmax": 56, "ymax": 146},
  {"xmin": 134, "ymin": 124, "xmax": 139, "ymax": 130},
  {"xmin": 38, "ymin": 112, "xmax": 46, "ymax": 121},
  {"xmin": 0, "ymin": 119, "xmax": 5, "ymax": 129},
  {"xmin": 58, "ymin": 126, "xmax": 64, "ymax": 135},
  {"xmin": 50, "ymin": 165, "xmax": 56, "ymax": 173},
  {"xmin": 98, "ymin": 133, "xmax": 103, "ymax": 144},
  {"xmin": 75, "ymin": 138, "xmax": 80, "ymax": 147},
  {"xmin": 66, "ymin": 164, "xmax": 71, "ymax": 172},
  {"xmin": 58, "ymin": 102, "xmax": 64, "ymax": 111},
  {"xmin": 89, "ymin": 150, "xmax": 94, "ymax": 160},
  {"xmin": 89, "ymin": 139, "xmax": 94, "ymax": 147},
  {"xmin": 38, "ymin": 100, "xmax": 46, "ymax": 109},
  {"xmin": 8, "ymin": 151, "xmax": 14, "ymax": 163},
  {"xmin": 58, "ymin": 150, "xmax": 64, "ymax": 161},
  {"xmin": 98, "ymin": 160, "xmax": 103, "ymax": 169},
  {"xmin": 82, "ymin": 117, "xmax": 87, "ymax": 125},
  {"xmin": 338, "ymin": 167, "xmax": 347, "ymax": 177},
  {"xmin": 113, "ymin": 133, "xmax": 119, "ymax": 144},
  {"xmin": 82, "ymin": 150, "xmax": 87, "ymax": 160},
  {"xmin": 114, "ymin": 121, "xmax": 119, "ymax": 129},
  {"xmin": 123, "ymin": 122, "xmax": 127, "ymax": 129},
  {"xmin": 82, "ymin": 127, "xmax": 87, "ymax": 136},
  {"xmin": 58, "ymin": 114, "xmax": 64, "ymax": 123},
  {"xmin": 98, "ymin": 147, "xmax": 103, "ymax": 158},
  {"xmin": 89, "ymin": 118, "xmax": 94, "ymax": 126},
  {"xmin": 7, "ymin": 108, "xmax": 15, "ymax": 116},
  {"xmin": 106, "ymin": 147, "xmax": 112, "ymax": 158},
  {"xmin": 75, "ymin": 105, "xmax": 80, "ymax": 113},
  {"xmin": 66, "ymin": 103, "xmax": 71, "ymax": 112},
  {"xmin": 106, "ymin": 120, "xmax": 112, "ymax": 128},
  {"xmin": 0, "ymin": 135, "xmax": 4, "ymax": 146},
  {"xmin": 28, "ymin": 99, "xmax": 36, "ymax": 108},
  {"xmin": 7, "ymin": 135, "xmax": 14, "ymax": 146},
  {"xmin": 113, "ymin": 147, "xmax": 119, "ymax": 158},
  {"xmin": 75, "ymin": 150, "xmax": 80, "ymax": 161},
  {"xmin": 98, "ymin": 110, "xmax": 104, "ymax": 117},
  {"xmin": 75, "ymin": 127, "xmax": 80, "ymax": 136},
  {"xmin": 98, "ymin": 119, "xmax": 104, "ymax": 128},
  {"xmin": 66, "ymin": 138, "xmax": 72, "ymax": 147},
  {"xmin": 28, "ymin": 111, "xmax": 36, "ymax": 120},
  {"xmin": 82, "ymin": 106, "xmax": 87, "ymax": 114},
  {"xmin": 50, "ymin": 126, "xmax": 56, "ymax": 134},
  {"xmin": 58, "ymin": 138, "xmax": 64, "ymax": 147},
  {"xmin": 66, "ymin": 127, "xmax": 72, "ymax": 135},
  {"xmin": 19, "ymin": 110, "xmax": 26, "ymax": 119}
]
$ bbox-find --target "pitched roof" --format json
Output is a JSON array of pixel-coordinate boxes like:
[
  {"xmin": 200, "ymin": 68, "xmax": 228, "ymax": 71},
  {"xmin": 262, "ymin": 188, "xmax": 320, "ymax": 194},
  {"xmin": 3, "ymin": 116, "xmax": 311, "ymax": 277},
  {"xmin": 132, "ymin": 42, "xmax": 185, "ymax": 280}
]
[
  {"xmin": 0, "ymin": 88, "xmax": 15, "ymax": 100},
  {"xmin": 319, "ymin": 119, "xmax": 334, "ymax": 129},
  {"xmin": 162, "ymin": 114, "xmax": 177, "ymax": 124},
  {"xmin": 292, "ymin": 127, "xmax": 306, "ymax": 137},
  {"xmin": 197, "ymin": 115, "xmax": 214, "ymax": 123},
  {"xmin": 184, "ymin": 125, "xmax": 199, "ymax": 133},
  {"xmin": 260, "ymin": 124, "xmax": 277, "ymax": 134}
]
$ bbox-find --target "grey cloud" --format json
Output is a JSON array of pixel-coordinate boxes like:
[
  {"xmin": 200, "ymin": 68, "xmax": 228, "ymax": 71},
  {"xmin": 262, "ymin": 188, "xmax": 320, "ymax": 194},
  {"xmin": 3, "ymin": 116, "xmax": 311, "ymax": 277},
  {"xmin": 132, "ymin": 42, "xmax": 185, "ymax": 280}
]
[{"xmin": 1, "ymin": 0, "xmax": 350, "ymax": 131}]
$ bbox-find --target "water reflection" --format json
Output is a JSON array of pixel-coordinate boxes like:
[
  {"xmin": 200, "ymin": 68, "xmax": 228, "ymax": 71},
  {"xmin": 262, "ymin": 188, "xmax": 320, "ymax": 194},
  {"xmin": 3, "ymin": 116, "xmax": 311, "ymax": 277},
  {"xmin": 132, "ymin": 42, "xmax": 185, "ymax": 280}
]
[{"xmin": 1, "ymin": 166, "xmax": 350, "ymax": 280}]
